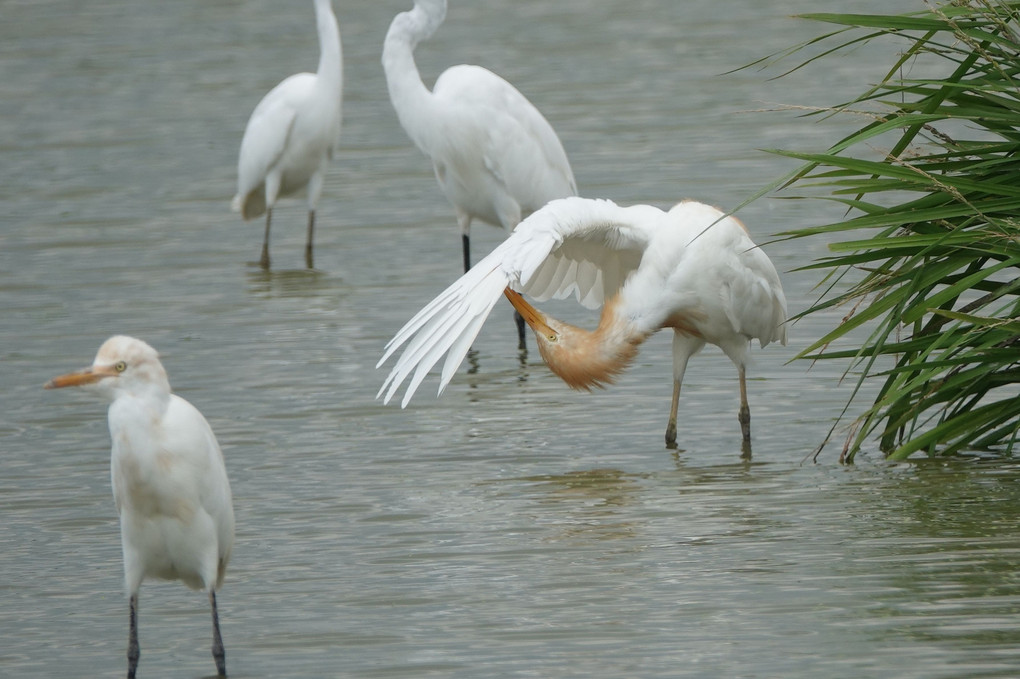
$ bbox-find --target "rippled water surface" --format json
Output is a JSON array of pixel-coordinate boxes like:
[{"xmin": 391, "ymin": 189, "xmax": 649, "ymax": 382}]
[{"xmin": 4, "ymin": 1, "xmax": 1020, "ymax": 677}]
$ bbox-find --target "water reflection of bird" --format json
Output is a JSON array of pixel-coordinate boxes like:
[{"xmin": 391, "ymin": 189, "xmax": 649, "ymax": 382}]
[
  {"xmin": 46, "ymin": 336, "xmax": 235, "ymax": 679},
  {"xmin": 532, "ymin": 469, "xmax": 640, "ymax": 541},
  {"xmin": 382, "ymin": 0, "xmax": 576, "ymax": 345},
  {"xmin": 378, "ymin": 197, "xmax": 788, "ymax": 452},
  {"xmin": 233, "ymin": 0, "xmax": 343, "ymax": 270}
]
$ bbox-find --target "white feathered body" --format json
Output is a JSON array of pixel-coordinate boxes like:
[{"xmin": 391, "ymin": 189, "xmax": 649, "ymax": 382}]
[
  {"xmin": 378, "ymin": 197, "xmax": 787, "ymax": 406},
  {"xmin": 47, "ymin": 335, "xmax": 236, "ymax": 677},
  {"xmin": 233, "ymin": 0, "xmax": 343, "ymax": 220},
  {"xmin": 233, "ymin": 74, "xmax": 340, "ymax": 219},
  {"xmin": 109, "ymin": 390, "xmax": 234, "ymax": 595},
  {"xmin": 619, "ymin": 201, "xmax": 788, "ymax": 360},
  {"xmin": 383, "ymin": 0, "xmax": 576, "ymax": 234},
  {"xmin": 420, "ymin": 64, "xmax": 576, "ymax": 230}
]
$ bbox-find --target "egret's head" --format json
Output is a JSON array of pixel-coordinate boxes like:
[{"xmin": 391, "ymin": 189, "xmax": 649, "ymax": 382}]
[
  {"xmin": 504, "ymin": 288, "xmax": 559, "ymax": 342},
  {"xmin": 45, "ymin": 335, "xmax": 169, "ymax": 399},
  {"xmin": 386, "ymin": 0, "xmax": 446, "ymax": 45},
  {"xmin": 503, "ymin": 289, "xmax": 638, "ymax": 391},
  {"xmin": 413, "ymin": 0, "xmax": 447, "ymax": 24}
]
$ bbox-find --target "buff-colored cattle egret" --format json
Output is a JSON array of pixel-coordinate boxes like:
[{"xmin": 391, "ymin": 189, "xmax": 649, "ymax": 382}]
[
  {"xmin": 233, "ymin": 0, "xmax": 343, "ymax": 270},
  {"xmin": 378, "ymin": 197, "xmax": 788, "ymax": 453},
  {"xmin": 382, "ymin": 0, "xmax": 576, "ymax": 345},
  {"xmin": 46, "ymin": 336, "xmax": 235, "ymax": 678}
]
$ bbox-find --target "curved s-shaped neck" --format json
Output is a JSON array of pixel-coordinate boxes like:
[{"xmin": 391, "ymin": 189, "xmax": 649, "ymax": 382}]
[{"xmin": 314, "ymin": 0, "xmax": 342, "ymax": 90}]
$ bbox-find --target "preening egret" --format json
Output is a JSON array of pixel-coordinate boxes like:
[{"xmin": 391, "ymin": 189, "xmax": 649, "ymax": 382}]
[
  {"xmin": 382, "ymin": 0, "xmax": 577, "ymax": 345},
  {"xmin": 233, "ymin": 0, "xmax": 343, "ymax": 270},
  {"xmin": 46, "ymin": 336, "xmax": 235, "ymax": 678},
  {"xmin": 378, "ymin": 197, "xmax": 788, "ymax": 452}
]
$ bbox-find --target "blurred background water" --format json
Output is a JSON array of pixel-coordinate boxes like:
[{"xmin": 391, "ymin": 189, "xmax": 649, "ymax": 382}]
[{"xmin": 3, "ymin": 0, "xmax": 1020, "ymax": 677}]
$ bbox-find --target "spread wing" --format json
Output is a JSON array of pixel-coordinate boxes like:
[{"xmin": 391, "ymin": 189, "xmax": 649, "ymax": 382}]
[{"xmin": 377, "ymin": 197, "xmax": 662, "ymax": 406}]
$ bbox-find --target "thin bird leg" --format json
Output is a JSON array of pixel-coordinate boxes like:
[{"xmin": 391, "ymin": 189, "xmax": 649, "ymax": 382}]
[
  {"xmin": 305, "ymin": 210, "xmax": 316, "ymax": 269},
  {"xmin": 738, "ymin": 365, "xmax": 751, "ymax": 457},
  {"xmin": 461, "ymin": 233, "xmax": 471, "ymax": 273},
  {"xmin": 210, "ymin": 591, "xmax": 226, "ymax": 677},
  {"xmin": 515, "ymin": 311, "xmax": 527, "ymax": 352},
  {"xmin": 260, "ymin": 208, "xmax": 273, "ymax": 270},
  {"xmin": 665, "ymin": 379, "xmax": 681, "ymax": 449},
  {"xmin": 127, "ymin": 594, "xmax": 140, "ymax": 679}
]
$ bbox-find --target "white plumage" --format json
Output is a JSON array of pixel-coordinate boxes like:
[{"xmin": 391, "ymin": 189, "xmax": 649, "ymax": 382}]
[
  {"xmin": 233, "ymin": 0, "xmax": 343, "ymax": 269},
  {"xmin": 382, "ymin": 0, "xmax": 576, "ymax": 345},
  {"xmin": 378, "ymin": 197, "xmax": 788, "ymax": 452},
  {"xmin": 46, "ymin": 335, "xmax": 234, "ymax": 678}
]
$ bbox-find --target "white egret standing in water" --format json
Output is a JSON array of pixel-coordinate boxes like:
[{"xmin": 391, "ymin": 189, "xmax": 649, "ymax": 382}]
[
  {"xmin": 233, "ymin": 0, "xmax": 343, "ymax": 270},
  {"xmin": 382, "ymin": 0, "xmax": 576, "ymax": 345},
  {"xmin": 378, "ymin": 197, "xmax": 788, "ymax": 453},
  {"xmin": 46, "ymin": 336, "xmax": 235, "ymax": 678}
]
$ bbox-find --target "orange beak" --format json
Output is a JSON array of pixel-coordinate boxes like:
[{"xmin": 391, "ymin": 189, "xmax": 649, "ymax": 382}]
[
  {"xmin": 45, "ymin": 365, "xmax": 118, "ymax": 389},
  {"xmin": 504, "ymin": 288, "xmax": 556, "ymax": 338}
]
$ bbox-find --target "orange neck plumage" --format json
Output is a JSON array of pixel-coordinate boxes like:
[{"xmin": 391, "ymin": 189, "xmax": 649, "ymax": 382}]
[{"xmin": 505, "ymin": 289, "xmax": 646, "ymax": 391}]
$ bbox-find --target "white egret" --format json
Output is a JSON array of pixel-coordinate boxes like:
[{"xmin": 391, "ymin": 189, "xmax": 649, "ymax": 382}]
[
  {"xmin": 382, "ymin": 0, "xmax": 577, "ymax": 345},
  {"xmin": 378, "ymin": 197, "xmax": 788, "ymax": 452},
  {"xmin": 46, "ymin": 336, "xmax": 235, "ymax": 678},
  {"xmin": 233, "ymin": 0, "xmax": 343, "ymax": 270}
]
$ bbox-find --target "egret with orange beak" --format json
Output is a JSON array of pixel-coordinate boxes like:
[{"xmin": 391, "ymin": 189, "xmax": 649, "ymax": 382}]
[
  {"xmin": 378, "ymin": 197, "xmax": 788, "ymax": 453},
  {"xmin": 46, "ymin": 335, "xmax": 234, "ymax": 678}
]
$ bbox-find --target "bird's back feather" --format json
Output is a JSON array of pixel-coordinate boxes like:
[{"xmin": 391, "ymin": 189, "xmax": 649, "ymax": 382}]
[
  {"xmin": 644, "ymin": 201, "xmax": 788, "ymax": 352},
  {"xmin": 433, "ymin": 64, "xmax": 576, "ymax": 209}
]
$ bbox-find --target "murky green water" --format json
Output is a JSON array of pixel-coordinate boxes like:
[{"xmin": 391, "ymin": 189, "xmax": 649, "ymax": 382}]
[{"xmin": 3, "ymin": 0, "xmax": 1020, "ymax": 677}]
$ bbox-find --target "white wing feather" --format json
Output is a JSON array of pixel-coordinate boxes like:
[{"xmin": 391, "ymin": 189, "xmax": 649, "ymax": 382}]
[{"xmin": 378, "ymin": 197, "xmax": 659, "ymax": 406}]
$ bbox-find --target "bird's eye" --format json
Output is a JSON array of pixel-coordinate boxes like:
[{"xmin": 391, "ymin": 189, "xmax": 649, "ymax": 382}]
[
  {"xmin": 114, "ymin": 361, "xmax": 127, "ymax": 372},
  {"xmin": 547, "ymin": 333, "xmax": 558, "ymax": 343}
]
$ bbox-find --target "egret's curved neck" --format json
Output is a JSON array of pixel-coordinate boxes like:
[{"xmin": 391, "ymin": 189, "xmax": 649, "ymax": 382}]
[
  {"xmin": 314, "ymin": 0, "xmax": 342, "ymax": 90},
  {"xmin": 382, "ymin": 2, "xmax": 446, "ymax": 149},
  {"xmin": 528, "ymin": 295, "xmax": 648, "ymax": 391}
]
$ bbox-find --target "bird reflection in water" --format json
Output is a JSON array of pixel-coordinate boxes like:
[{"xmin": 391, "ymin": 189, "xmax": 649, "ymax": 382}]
[{"xmin": 527, "ymin": 468, "xmax": 643, "ymax": 543}]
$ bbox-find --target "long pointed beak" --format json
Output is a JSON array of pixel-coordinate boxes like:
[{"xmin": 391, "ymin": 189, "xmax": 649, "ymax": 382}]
[
  {"xmin": 504, "ymin": 288, "xmax": 556, "ymax": 338},
  {"xmin": 45, "ymin": 366, "xmax": 117, "ymax": 389}
]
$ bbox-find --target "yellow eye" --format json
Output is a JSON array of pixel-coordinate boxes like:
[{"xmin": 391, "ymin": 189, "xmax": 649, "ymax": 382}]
[
  {"xmin": 114, "ymin": 361, "xmax": 127, "ymax": 372},
  {"xmin": 547, "ymin": 334, "xmax": 557, "ymax": 343}
]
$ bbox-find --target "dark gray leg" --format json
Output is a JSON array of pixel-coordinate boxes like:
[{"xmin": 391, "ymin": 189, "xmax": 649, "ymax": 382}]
[
  {"xmin": 461, "ymin": 233, "xmax": 471, "ymax": 273},
  {"xmin": 260, "ymin": 209, "xmax": 273, "ymax": 270},
  {"xmin": 127, "ymin": 594, "xmax": 140, "ymax": 679},
  {"xmin": 305, "ymin": 210, "xmax": 316, "ymax": 269},
  {"xmin": 665, "ymin": 380, "xmax": 680, "ymax": 449},
  {"xmin": 210, "ymin": 591, "xmax": 226, "ymax": 677},
  {"xmin": 738, "ymin": 365, "xmax": 752, "ymax": 458}
]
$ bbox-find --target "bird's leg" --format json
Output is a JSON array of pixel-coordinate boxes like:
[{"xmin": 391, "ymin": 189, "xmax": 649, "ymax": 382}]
[
  {"xmin": 305, "ymin": 210, "xmax": 316, "ymax": 269},
  {"xmin": 209, "ymin": 590, "xmax": 226, "ymax": 677},
  {"xmin": 515, "ymin": 311, "xmax": 527, "ymax": 352},
  {"xmin": 260, "ymin": 208, "xmax": 273, "ymax": 270},
  {"xmin": 738, "ymin": 365, "xmax": 752, "ymax": 458},
  {"xmin": 665, "ymin": 379, "xmax": 680, "ymax": 449},
  {"xmin": 667, "ymin": 333, "xmax": 699, "ymax": 450},
  {"xmin": 461, "ymin": 233, "xmax": 471, "ymax": 273},
  {"xmin": 127, "ymin": 594, "xmax": 140, "ymax": 679}
]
